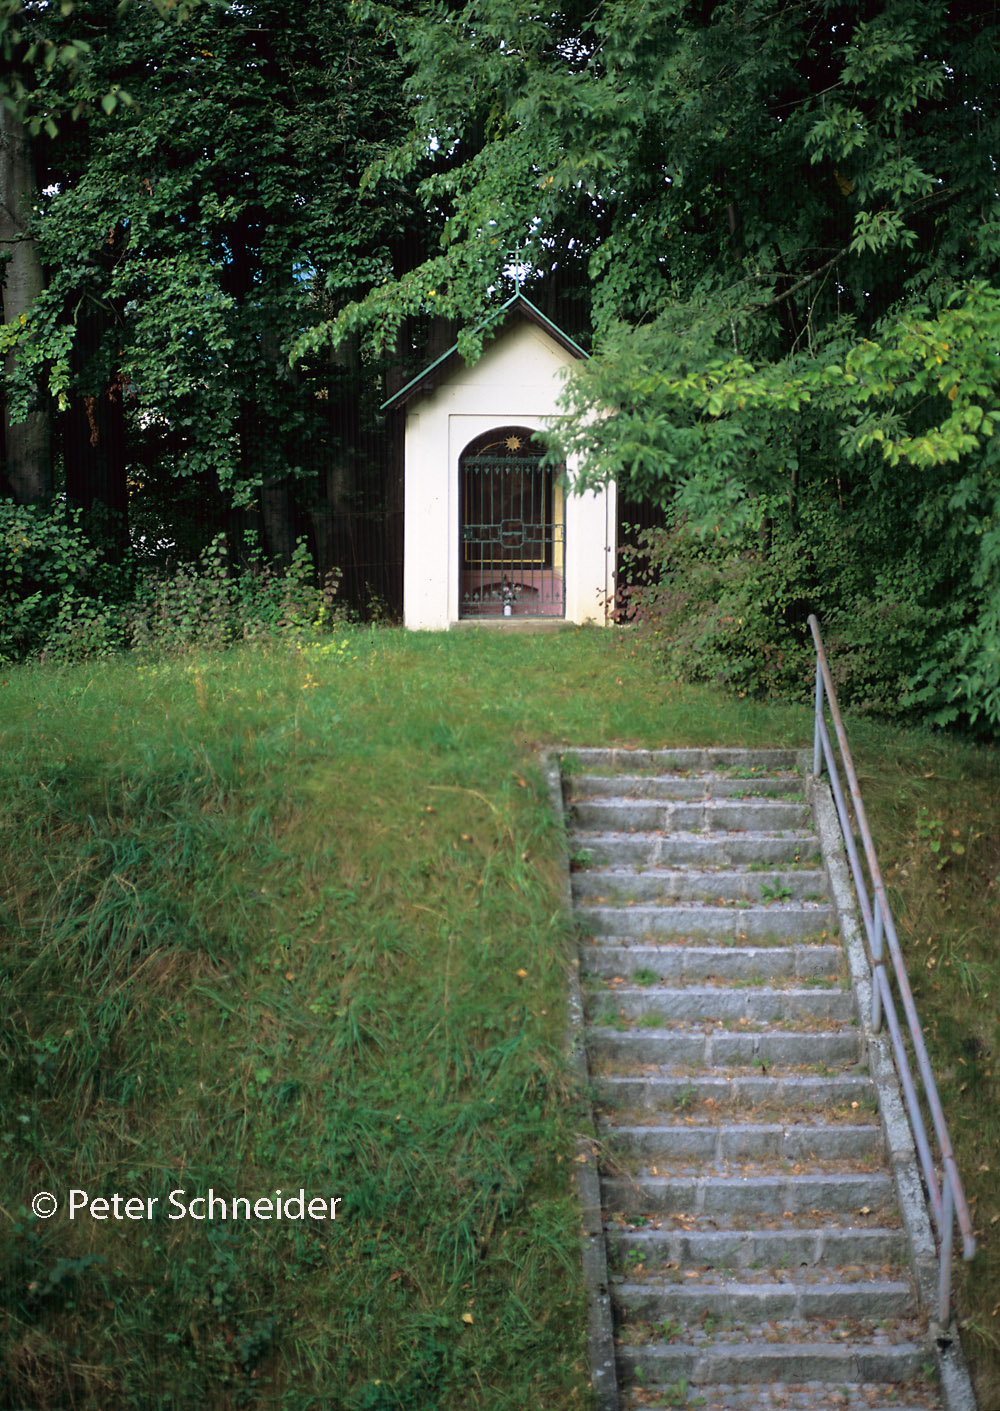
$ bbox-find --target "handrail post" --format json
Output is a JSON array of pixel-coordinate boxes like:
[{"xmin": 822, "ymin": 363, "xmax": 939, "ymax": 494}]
[
  {"xmin": 939, "ymin": 1177, "xmax": 954, "ymax": 1326},
  {"xmin": 813, "ymin": 649, "xmax": 824, "ymax": 778},
  {"xmin": 872, "ymin": 901, "xmax": 883, "ymax": 1034}
]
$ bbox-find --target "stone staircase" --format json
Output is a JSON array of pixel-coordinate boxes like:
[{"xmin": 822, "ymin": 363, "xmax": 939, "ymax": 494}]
[{"xmin": 563, "ymin": 747, "xmax": 944, "ymax": 1411}]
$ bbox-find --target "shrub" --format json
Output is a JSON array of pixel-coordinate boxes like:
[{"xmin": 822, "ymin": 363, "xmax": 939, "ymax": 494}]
[
  {"xmin": 40, "ymin": 588, "xmax": 129, "ymax": 661},
  {"xmin": 126, "ymin": 534, "xmax": 343, "ymax": 655},
  {"xmin": 619, "ymin": 498, "xmax": 960, "ymax": 717},
  {"xmin": 1, "ymin": 508, "xmax": 343, "ymax": 664},
  {"xmin": 0, "ymin": 501, "xmax": 108, "ymax": 662}
]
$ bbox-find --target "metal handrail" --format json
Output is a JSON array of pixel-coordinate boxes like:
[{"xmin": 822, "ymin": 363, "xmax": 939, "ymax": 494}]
[{"xmin": 807, "ymin": 614, "xmax": 975, "ymax": 1327}]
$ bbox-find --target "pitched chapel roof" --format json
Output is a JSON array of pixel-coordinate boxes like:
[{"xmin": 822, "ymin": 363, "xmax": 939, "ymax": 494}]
[{"xmin": 380, "ymin": 291, "xmax": 588, "ymax": 412}]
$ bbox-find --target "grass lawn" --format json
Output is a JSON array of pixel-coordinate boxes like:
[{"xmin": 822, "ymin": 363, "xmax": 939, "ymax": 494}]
[{"xmin": 0, "ymin": 626, "xmax": 996, "ymax": 1409}]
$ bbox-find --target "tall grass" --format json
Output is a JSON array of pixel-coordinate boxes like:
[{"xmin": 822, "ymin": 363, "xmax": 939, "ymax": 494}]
[
  {"xmin": 0, "ymin": 628, "xmax": 996, "ymax": 1407},
  {"xmin": 845, "ymin": 717, "xmax": 1000, "ymax": 1407},
  {"xmin": 0, "ymin": 629, "xmax": 755, "ymax": 1410}
]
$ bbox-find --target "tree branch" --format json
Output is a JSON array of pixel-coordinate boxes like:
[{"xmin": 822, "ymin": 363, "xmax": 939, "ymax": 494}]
[
  {"xmin": 752, "ymin": 189, "xmax": 955, "ymax": 313},
  {"xmin": 750, "ymin": 245, "xmax": 849, "ymax": 313}
]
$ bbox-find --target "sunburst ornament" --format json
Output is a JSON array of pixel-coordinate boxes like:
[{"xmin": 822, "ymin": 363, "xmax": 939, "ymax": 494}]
[{"xmin": 504, "ymin": 435, "xmax": 523, "ymax": 452}]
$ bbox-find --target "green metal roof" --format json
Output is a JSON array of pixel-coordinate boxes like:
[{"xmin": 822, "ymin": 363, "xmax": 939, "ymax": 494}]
[{"xmin": 380, "ymin": 292, "xmax": 588, "ymax": 412}]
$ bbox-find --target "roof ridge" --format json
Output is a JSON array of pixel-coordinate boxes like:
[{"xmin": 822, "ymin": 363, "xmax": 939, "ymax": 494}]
[{"xmin": 380, "ymin": 292, "xmax": 587, "ymax": 411}]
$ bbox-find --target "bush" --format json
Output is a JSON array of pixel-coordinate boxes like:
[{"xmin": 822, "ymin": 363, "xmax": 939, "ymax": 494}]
[
  {"xmin": 0, "ymin": 502, "xmax": 110, "ymax": 662},
  {"xmin": 127, "ymin": 535, "xmax": 343, "ymax": 655},
  {"xmin": 1, "ymin": 508, "xmax": 343, "ymax": 664},
  {"xmin": 41, "ymin": 588, "xmax": 129, "ymax": 661},
  {"xmin": 619, "ymin": 499, "xmax": 961, "ymax": 717}
]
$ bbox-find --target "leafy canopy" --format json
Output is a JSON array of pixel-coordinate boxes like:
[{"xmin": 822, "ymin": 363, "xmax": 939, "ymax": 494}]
[{"xmin": 314, "ymin": 0, "xmax": 1000, "ymax": 728}]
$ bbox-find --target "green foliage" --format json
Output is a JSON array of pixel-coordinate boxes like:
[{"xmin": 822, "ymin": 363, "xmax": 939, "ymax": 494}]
[
  {"xmin": 6, "ymin": 632, "xmax": 724, "ymax": 1408},
  {"xmin": 9, "ymin": 633, "xmax": 996, "ymax": 1400},
  {"xmin": 5, "ymin": 0, "xmax": 1000, "ymax": 722},
  {"xmin": 0, "ymin": 0, "xmax": 154, "ymax": 133},
  {"xmin": 127, "ymin": 535, "xmax": 344, "ymax": 656},
  {"xmin": 0, "ymin": 509, "xmax": 344, "ymax": 664},
  {"xmin": 40, "ymin": 586, "xmax": 129, "ymax": 661},
  {"xmin": 620, "ymin": 495, "xmax": 962, "ymax": 719},
  {"xmin": 0, "ymin": 500, "xmax": 113, "ymax": 661},
  {"xmin": 3, "ymin": 0, "xmax": 426, "ymax": 570},
  {"xmin": 844, "ymin": 717, "xmax": 1000, "ymax": 1410},
  {"xmin": 327, "ymin": 0, "xmax": 1000, "ymax": 731}
]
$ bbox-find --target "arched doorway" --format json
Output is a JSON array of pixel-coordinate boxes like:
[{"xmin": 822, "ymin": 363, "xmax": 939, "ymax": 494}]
[{"xmin": 458, "ymin": 427, "xmax": 565, "ymax": 619}]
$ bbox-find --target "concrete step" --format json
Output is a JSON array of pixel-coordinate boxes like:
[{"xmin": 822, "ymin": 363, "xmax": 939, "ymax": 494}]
[
  {"xmin": 571, "ymin": 866, "xmax": 829, "ymax": 905},
  {"xmin": 606, "ymin": 1223, "xmax": 910, "ymax": 1272},
  {"xmin": 575, "ymin": 831, "xmax": 822, "ymax": 868},
  {"xmin": 567, "ymin": 772, "xmax": 806, "ymax": 802},
  {"xmin": 615, "ymin": 1277, "xmax": 915, "ymax": 1323},
  {"xmin": 581, "ymin": 942, "xmax": 844, "ymax": 983},
  {"xmin": 562, "ymin": 748, "xmax": 803, "ymax": 775},
  {"xmin": 593, "ymin": 1072, "xmax": 877, "ymax": 1115},
  {"xmin": 580, "ymin": 902, "xmax": 837, "ymax": 941},
  {"xmin": 625, "ymin": 1393, "xmax": 940, "ymax": 1411},
  {"xmin": 622, "ymin": 1387, "xmax": 940, "ymax": 1411},
  {"xmin": 588, "ymin": 1027, "xmax": 864, "ymax": 1069},
  {"xmin": 569, "ymin": 797, "xmax": 813, "ymax": 833},
  {"xmin": 563, "ymin": 748, "xmax": 945, "ymax": 1411},
  {"xmin": 600, "ymin": 1121, "xmax": 884, "ymax": 1164},
  {"xmin": 586, "ymin": 984, "xmax": 855, "ymax": 1026},
  {"xmin": 615, "ymin": 1339, "xmax": 931, "ymax": 1389},
  {"xmin": 601, "ymin": 1170, "xmax": 895, "ymax": 1217}
]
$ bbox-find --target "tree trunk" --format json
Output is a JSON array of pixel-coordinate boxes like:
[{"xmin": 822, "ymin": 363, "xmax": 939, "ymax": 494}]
[
  {"xmin": 63, "ymin": 380, "xmax": 129, "ymax": 561},
  {"xmin": 260, "ymin": 472, "xmax": 297, "ymax": 564},
  {"xmin": 0, "ymin": 104, "xmax": 52, "ymax": 503},
  {"xmin": 257, "ymin": 291, "xmax": 298, "ymax": 565},
  {"xmin": 308, "ymin": 460, "xmax": 350, "ymax": 579}
]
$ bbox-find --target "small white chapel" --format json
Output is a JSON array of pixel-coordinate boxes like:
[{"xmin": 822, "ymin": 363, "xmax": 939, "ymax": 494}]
[{"xmin": 382, "ymin": 293, "xmax": 616, "ymax": 631}]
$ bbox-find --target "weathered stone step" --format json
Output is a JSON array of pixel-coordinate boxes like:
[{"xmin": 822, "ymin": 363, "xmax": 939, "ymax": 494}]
[
  {"xmin": 615, "ymin": 1339, "xmax": 929, "ymax": 1389},
  {"xmin": 587, "ymin": 985, "xmax": 854, "ymax": 1025},
  {"xmin": 594, "ymin": 1072, "xmax": 876, "ymax": 1114},
  {"xmin": 570, "ymin": 798, "xmax": 812, "ymax": 832},
  {"xmin": 588, "ymin": 1027, "xmax": 863, "ymax": 1069},
  {"xmin": 568, "ymin": 772, "xmax": 805, "ymax": 802},
  {"xmin": 621, "ymin": 1384, "xmax": 941, "ymax": 1411},
  {"xmin": 615, "ymin": 1277, "xmax": 915, "ymax": 1322},
  {"xmin": 575, "ymin": 832, "xmax": 821, "ymax": 868},
  {"xmin": 581, "ymin": 902, "xmax": 836, "ymax": 940},
  {"xmin": 606, "ymin": 1224, "xmax": 909, "ymax": 1272},
  {"xmin": 601, "ymin": 1169, "xmax": 894, "ymax": 1217},
  {"xmin": 561, "ymin": 746, "xmax": 951, "ymax": 1411},
  {"xmin": 600, "ymin": 1121, "xmax": 883, "ymax": 1163},
  {"xmin": 581, "ymin": 942, "xmax": 843, "ymax": 983},
  {"xmin": 563, "ymin": 748, "xmax": 803, "ymax": 775},
  {"xmin": 572, "ymin": 867, "xmax": 828, "ymax": 905}
]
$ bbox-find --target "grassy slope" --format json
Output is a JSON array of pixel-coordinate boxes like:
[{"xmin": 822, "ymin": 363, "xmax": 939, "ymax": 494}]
[
  {"xmin": 845, "ymin": 717, "xmax": 1000, "ymax": 1406},
  {"xmin": 0, "ymin": 628, "xmax": 996, "ymax": 1409}
]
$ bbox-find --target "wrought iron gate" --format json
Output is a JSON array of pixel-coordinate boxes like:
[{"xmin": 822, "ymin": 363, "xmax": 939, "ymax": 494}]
[{"xmin": 459, "ymin": 451, "xmax": 566, "ymax": 618}]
